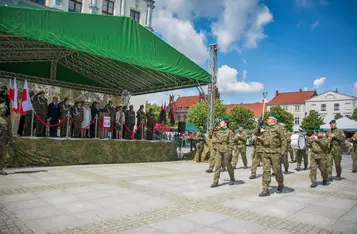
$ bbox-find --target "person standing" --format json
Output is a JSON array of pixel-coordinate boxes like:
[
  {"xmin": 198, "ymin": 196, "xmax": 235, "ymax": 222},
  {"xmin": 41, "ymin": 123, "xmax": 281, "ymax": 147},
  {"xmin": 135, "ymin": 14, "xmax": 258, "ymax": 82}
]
[
  {"xmin": 146, "ymin": 108, "xmax": 155, "ymax": 140},
  {"xmin": 327, "ymin": 119, "xmax": 345, "ymax": 181},
  {"xmin": 136, "ymin": 105, "xmax": 146, "ymax": 139},
  {"xmin": 34, "ymin": 91, "xmax": 47, "ymax": 137},
  {"xmin": 296, "ymin": 129, "xmax": 308, "ymax": 171},
  {"xmin": 287, "ymin": 130, "xmax": 295, "ymax": 162},
  {"xmin": 48, "ymin": 97, "xmax": 60, "ymax": 137},
  {"xmin": 115, "ymin": 106, "xmax": 125, "ymax": 139},
  {"xmin": 81, "ymin": 102, "xmax": 91, "ymax": 138},
  {"xmin": 126, "ymin": 105, "xmax": 135, "ymax": 139},
  {"xmin": 281, "ymin": 126, "xmax": 290, "ymax": 174},
  {"xmin": 194, "ymin": 127, "xmax": 204, "ymax": 163},
  {"xmin": 90, "ymin": 101, "xmax": 101, "ymax": 138},
  {"xmin": 72, "ymin": 101, "xmax": 83, "ymax": 138},
  {"xmin": 255, "ymin": 113, "xmax": 286, "ymax": 197},
  {"xmin": 59, "ymin": 97, "xmax": 71, "ymax": 137},
  {"xmin": 0, "ymin": 98, "xmax": 13, "ymax": 175},
  {"xmin": 232, "ymin": 124, "xmax": 248, "ymax": 169},
  {"xmin": 249, "ymin": 125, "xmax": 264, "ymax": 179},
  {"xmin": 350, "ymin": 131, "xmax": 357, "ymax": 173},
  {"xmin": 210, "ymin": 117, "xmax": 235, "ymax": 188},
  {"xmin": 23, "ymin": 91, "xmax": 34, "ymax": 136},
  {"xmin": 309, "ymin": 129, "xmax": 328, "ymax": 187}
]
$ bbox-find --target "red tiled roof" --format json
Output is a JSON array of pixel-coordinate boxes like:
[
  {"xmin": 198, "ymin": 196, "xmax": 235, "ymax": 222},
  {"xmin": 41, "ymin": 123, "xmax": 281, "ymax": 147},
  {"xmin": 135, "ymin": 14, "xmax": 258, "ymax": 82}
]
[
  {"xmin": 268, "ymin": 89, "xmax": 317, "ymax": 105},
  {"xmin": 225, "ymin": 103, "xmax": 265, "ymax": 118},
  {"xmin": 175, "ymin": 95, "xmax": 205, "ymax": 109}
]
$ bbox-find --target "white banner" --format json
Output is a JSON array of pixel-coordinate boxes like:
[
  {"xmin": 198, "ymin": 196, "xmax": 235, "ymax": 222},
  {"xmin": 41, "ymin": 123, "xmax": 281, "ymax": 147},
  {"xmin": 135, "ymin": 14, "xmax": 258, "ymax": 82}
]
[{"xmin": 103, "ymin": 116, "xmax": 111, "ymax": 128}]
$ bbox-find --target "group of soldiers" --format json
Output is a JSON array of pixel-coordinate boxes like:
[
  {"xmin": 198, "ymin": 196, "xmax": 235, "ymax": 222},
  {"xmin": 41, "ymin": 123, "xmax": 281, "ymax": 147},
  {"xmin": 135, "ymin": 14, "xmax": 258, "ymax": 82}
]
[{"xmin": 193, "ymin": 113, "xmax": 355, "ymax": 197}]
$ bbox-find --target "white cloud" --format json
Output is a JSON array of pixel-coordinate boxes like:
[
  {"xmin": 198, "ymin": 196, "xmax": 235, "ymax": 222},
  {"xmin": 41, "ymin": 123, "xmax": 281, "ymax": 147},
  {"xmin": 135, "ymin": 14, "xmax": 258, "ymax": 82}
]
[
  {"xmin": 152, "ymin": 10, "xmax": 208, "ymax": 65},
  {"xmin": 242, "ymin": 70, "xmax": 247, "ymax": 81},
  {"xmin": 353, "ymin": 82, "xmax": 357, "ymax": 95},
  {"xmin": 304, "ymin": 87, "xmax": 308, "ymax": 91},
  {"xmin": 212, "ymin": 0, "xmax": 273, "ymax": 52},
  {"xmin": 313, "ymin": 77, "xmax": 326, "ymax": 88},
  {"xmin": 217, "ymin": 65, "xmax": 264, "ymax": 93},
  {"xmin": 310, "ymin": 20, "xmax": 319, "ymax": 30}
]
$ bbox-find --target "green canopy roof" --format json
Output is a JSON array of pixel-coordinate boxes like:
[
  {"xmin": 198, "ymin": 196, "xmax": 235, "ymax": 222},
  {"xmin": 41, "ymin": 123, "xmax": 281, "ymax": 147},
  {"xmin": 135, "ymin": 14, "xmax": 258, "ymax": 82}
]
[{"xmin": 0, "ymin": 6, "xmax": 210, "ymax": 95}]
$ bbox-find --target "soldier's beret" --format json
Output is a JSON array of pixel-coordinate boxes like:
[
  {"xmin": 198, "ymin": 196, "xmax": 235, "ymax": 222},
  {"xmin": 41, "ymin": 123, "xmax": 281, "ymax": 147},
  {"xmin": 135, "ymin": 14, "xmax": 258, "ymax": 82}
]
[
  {"xmin": 313, "ymin": 129, "xmax": 319, "ymax": 132},
  {"xmin": 288, "ymin": 130, "xmax": 292, "ymax": 132},
  {"xmin": 220, "ymin": 117, "xmax": 229, "ymax": 122},
  {"xmin": 329, "ymin": 119, "xmax": 336, "ymax": 124},
  {"xmin": 267, "ymin": 112, "xmax": 278, "ymax": 120},
  {"xmin": 239, "ymin": 123, "xmax": 245, "ymax": 127}
]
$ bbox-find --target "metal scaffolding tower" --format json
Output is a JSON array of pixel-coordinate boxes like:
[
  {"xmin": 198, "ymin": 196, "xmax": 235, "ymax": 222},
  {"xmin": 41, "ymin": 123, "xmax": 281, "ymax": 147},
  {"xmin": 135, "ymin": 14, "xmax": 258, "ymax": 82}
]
[{"xmin": 207, "ymin": 43, "xmax": 218, "ymax": 131}]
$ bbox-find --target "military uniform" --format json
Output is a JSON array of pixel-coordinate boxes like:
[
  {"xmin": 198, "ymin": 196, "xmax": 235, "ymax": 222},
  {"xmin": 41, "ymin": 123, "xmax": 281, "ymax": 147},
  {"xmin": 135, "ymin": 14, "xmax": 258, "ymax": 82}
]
[
  {"xmin": 257, "ymin": 113, "xmax": 286, "ymax": 196},
  {"xmin": 309, "ymin": 129, "xmax": 328, "ymax": 187},
  {"xmin": 126, "ymin": 106, "xmax": 136, "ymax": 139},
  {"xmin": 287, "ymin": 131, "xmax": 295, "ymax": 162},
  {"xmin": 59, "ymin": 99, "xmax": 71, "ymax": 137},
  {"xmin": 33, "ymin": 93, "xmax": 48, "ymax": 137},
  {"xmin": 296, "ymin": 130, "xmax": 308, "ymax": 171},
  {"xmin": 250, "ymin": 126, "xmax": 263, "ymax": 179},
  {"xmin": 211, "ymin": 118, "xmax": 235, "ymax": 187},
  {"xmin": 72, "ymin": 105, "xmax": 83, "ymax": 138},
  {"xmin": 232, "ymin": 128, "xmax": 248, "ymax": 168},
  {"xmin": 206, "ymin": 127, "xmax": 225, "ymax": 173},
  {"xmin": 194, "ymin": 130, "xmax": 204, "ymax": 162},
  {"xmin": 350, "ymin": 131, "xmax": 357, "ymax": 173},
  {"xmin": 0, "ymin": 102, "xmax": 12, "ymax": 175},
  {"xmin": 146, "ymin": 111, "xmax": 155, "ymax": 140},
  {"xmin": 136, "ymin": 106, "xmax": 146, "ymax": 139},
  {"xmin": 327, "ymin": 120, "xmax": 345, "ymax": 180},
  {"xmin": 281, "ymin": 128, "xmax": 289, "ymax": 173}
]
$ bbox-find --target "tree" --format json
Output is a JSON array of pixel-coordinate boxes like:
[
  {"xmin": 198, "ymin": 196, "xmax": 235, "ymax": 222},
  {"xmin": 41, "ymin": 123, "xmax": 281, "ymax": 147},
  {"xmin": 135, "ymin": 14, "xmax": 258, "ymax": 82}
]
[
  {"xmin": 229, "ymin": 106, "xmax": 256, "ymax": 130},
  {"xmin": 301, "ymin": 110, "xmax": 324, "ymax": 131},
  {"xmin": 351, "ymin": 108, "xmax": 357, "ymax": 121},
  {"xmin": 146, "ymin": 102, "xmax": 167, "ymax": 123},
  {"xmin": 264, "ymin": 105, "xmax": 294, "ymax": 130},
  {"xmin": 334, "ymin": 113, "xmax": 343, "ymax": 120},
  {"xmin": 187, "ymin": 99, "xmax": 227, "ymax": 130}
]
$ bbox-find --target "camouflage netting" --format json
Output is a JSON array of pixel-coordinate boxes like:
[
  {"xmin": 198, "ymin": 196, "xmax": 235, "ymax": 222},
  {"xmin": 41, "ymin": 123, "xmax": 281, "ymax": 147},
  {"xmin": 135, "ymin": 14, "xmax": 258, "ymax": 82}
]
[{"xmin": 8, "ymin": 138, "xmax": 177, "ymax": 167}]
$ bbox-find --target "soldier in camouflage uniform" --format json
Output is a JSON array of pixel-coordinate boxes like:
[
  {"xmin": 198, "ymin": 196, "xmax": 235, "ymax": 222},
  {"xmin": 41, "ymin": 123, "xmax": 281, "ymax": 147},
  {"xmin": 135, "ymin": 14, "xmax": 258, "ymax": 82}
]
[
  {"xmin": 33, "ymin": 91, "xmax": 48, "ymax": 137},
  {"xmin": 280, "ymin": 125, "xmax": 289, "ymax": 174},
  {"xmin": 232, "ymin": 124, "xmax": 248, "ymax": 169},
  {"xmin": 0, "ymin": 98, "xmax": 13, "ymax": 175},
  {"xmin": 206, "ymin": 125, "xmax": 226, "ymax": 173},
  {"xmin": 210, "ymin": 117, "xmax": 235, "ymax": 188},
  {"xmin": 350, "ymin": 131, "xmax": 357, "ymax": 173},
  {"xmin": 309, "ymin": 129, "xmax": 328, "ymax": 187},
  {"xmin": 255, "ymin": 113, "xmax": 286, "ymax": 197},
  {"xmin": 296, "ymin": 129, "xmax": 308, "ymax": 171},
  {"xmin": 249, "ymin": 125, "xmax": 263, "ymax": 179},
  {"xmin": 194, "ymin": 127, "xmax": 204, "ymax": 162},
  {"xmin": 326, "ymin": 119, "xmax": 345, "ymax": 180},
  {"xmin": 287, "ymin": 130, "xmax": 295, "ymax": 162}
]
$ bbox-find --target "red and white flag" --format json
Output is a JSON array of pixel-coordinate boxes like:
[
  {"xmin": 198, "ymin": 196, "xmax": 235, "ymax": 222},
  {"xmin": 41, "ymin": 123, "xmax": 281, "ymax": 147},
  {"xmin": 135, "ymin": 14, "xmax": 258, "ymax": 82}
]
[
  {"xmin": 21, "ymin": 80, "xmax": 33, "ymax": 112},
  {"xmin": 8, "ymin": 79, "xmax": 14, "ymax": 102},
  {"xmin": 262, "ymin": 98, "xmax": 267, "ymax": 103},
  {"xmin": 12, "ymin": 78, "xmax": 18, "ymax": 111}
]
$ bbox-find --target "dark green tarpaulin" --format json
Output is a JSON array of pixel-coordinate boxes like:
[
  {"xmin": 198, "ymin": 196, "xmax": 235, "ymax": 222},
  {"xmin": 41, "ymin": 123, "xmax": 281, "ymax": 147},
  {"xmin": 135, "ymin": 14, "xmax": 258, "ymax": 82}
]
[{"xmin": 0, "ymin": 6, "xmax": 210, "ymax": 95}]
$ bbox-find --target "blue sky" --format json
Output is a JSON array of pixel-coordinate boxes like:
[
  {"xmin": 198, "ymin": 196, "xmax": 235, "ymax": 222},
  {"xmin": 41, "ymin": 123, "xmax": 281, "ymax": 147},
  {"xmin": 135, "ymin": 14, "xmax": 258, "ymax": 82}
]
[{"xmin": 145, "ymin": 0, "xmax": 357, "ymax": 105}]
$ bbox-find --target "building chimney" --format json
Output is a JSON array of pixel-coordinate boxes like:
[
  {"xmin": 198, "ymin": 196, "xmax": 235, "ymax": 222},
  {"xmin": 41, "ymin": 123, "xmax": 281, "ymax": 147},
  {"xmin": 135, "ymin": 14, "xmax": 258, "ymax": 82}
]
[
  {"xmin": 276, "ymin": 90, "xmax": 279, "ymax": 96},
  {"xmin": 299, "ymin": 89, "xmax": 302, "ymax": 92}
]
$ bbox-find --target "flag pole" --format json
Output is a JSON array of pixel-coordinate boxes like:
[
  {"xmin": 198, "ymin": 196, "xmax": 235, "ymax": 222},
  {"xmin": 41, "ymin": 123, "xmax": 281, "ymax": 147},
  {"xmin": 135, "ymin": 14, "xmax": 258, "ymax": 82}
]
[{"xmin": 30, "ymin": 109, "xmax": 34, "ymax": 137}]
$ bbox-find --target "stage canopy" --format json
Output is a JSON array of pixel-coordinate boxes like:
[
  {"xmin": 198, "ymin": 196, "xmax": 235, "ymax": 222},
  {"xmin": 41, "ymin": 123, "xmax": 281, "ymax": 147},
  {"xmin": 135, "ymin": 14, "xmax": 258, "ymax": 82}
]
[{"xmin": 0, "ymin": 6, "xmax": 210, "ymax": 95}]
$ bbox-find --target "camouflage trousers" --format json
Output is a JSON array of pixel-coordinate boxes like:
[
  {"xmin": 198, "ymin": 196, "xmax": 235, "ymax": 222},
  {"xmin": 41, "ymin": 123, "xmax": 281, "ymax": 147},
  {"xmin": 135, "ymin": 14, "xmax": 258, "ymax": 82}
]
[
  {"xmin": 282, "ymin": 151, "xmax": 289, "ymax": 172},
  {"xmin": 232, "ymin": 147, "xmax": 247, "ymax": 168},
  {"xmin": 208, "ymin": 150, "xmax": 226, "ymax": 170},
  {"xmin": 0, "ymin": 141, "xmax": 7, "ymax": 171},
  {"xmin": 251, "ymin": 151, "xmax": 263, "ymax": 176},
  {"xmin": 194, "ymin": 142, "xmax": 204, "ymax": 162},
  {"xmin": 352, "ymin": 150, "xmax": 357, "ymax": 171},
  {"xmin": 213, "ymin": 150, "xmax": 234, "ymax": 184},
  {"xmin": 201, "ymin": 144, "xmax": 210, "ymax": 162},
  {"xmin": 296, "ymin": 150, "xmax": 308, "ymax": 169},
  {"xmin": 326, "ymin": 149, "xmax": 342, "ymax": 178},
  {"xmin": 262, "ymin": 153, "xmax": 284, "ymax": 189},
  {"xmin": 287, "ymin": 146, "xmax": 294, "ymax": 161},
  {"xmin": 309, "ymin": 155, "xmax": 327, "ymax": 183}
]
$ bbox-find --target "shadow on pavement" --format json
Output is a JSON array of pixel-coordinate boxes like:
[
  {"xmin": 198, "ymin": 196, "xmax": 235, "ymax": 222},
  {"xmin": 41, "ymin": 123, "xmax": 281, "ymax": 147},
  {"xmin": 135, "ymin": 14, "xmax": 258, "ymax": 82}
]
[
  {"xmin": 10, "ymin": 170, "xmax": 48, "ymax": 174},
  {"xmin": 270, "ymin": 186, "xmax": 295, "ymax": 194},
  {"xmin": 221, "ymin": 179, "xmax": 245, "ymax": 186}
]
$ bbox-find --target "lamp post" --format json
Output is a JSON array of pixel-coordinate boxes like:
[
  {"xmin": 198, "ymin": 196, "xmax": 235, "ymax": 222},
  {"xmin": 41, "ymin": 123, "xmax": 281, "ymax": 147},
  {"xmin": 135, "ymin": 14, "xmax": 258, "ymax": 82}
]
[{"xmin": 262, "ymin": 92, "xmax": 268, "ymax": 120}]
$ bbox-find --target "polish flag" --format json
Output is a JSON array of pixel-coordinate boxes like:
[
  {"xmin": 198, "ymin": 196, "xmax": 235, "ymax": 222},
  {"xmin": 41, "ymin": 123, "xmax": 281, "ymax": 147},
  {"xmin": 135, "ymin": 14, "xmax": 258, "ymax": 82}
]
[
  {"xmin": 12, "ymin": 78, "xmax": 18, "ymax": 111},
  {"xmin": 21, "ymin": 80, "xmax": 33, "ymax": 112},
  {"xmin": 9, "ymin": 79, "xmax": 14, "ymax": 102},
  {"xmin": 262, "ymin": 98, "xmax": 267, "ymax": 103}
]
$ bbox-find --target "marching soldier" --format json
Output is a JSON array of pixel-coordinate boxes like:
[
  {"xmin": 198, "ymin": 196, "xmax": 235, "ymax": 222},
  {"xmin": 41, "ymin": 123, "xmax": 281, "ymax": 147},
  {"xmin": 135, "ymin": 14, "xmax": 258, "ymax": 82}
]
[
  {"xmin": 287, "ymin": 130, "xmax": 295, "ymax": 162},
  {"xmin": 232, "ymin": 124, "xmax": 248, "ymax": 169},
  {"xmin": 350, "ymin": 130, "xmax": 357, "ymax": 173},
  {"xmin": 210, "ymin": 117, "xmax": 235, "ymax": 188},
  {"xmin": 194, "ymin": 127, "xmax": 204, "ymax": 163},
  {"xmin": 281, "ymin": 126, "xmax": 289, "ymax": 174},
  {"xmin": 255, "ymin": 113, "xmax": 286, "ymax": 197},
  {"xmin": 0, "ymin": 96, "xmax": 13, "ymax": 175},
  {"xmin": 206, "ymin": 125, "xmax": 226, "ymax": 173},
  {"xmin": 33, "ymin": 91, "xmax": 48, "ymax": 137},
  {"xmin": 296, "ymin": 129, "xmax": 308, "ymax": 171},
  {"xmin": 309, "ymin": 129, "xmax": 328, "ymax": 187},
  {"xmin": 327, "ymin": 119, "xmax": 345, "ymax": 181},
  {"xmin": 249, "ymin": 125, "xmax": 263, "ymax": 179}
]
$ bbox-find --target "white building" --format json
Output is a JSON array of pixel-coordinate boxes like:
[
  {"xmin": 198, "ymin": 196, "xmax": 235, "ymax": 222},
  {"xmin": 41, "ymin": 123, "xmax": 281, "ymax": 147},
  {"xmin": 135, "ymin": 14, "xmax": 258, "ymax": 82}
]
[
  {"xmin": 305, "ymin": 90, "xmax": 357, "ymax": 123},
  {"xmin": 267, "ymin": 89, "xmax": 318, "ymax": 131},
  {"xmin": 1, "ymin": 0, "xmax": 154, "ymax": 29}
]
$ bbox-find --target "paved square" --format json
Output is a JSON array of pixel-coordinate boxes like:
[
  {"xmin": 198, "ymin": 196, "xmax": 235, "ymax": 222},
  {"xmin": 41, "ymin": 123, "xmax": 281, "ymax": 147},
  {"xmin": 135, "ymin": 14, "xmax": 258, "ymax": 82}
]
[{"xmin": 1, "ymin": 147, "xmax": 357, "ymax": 234}]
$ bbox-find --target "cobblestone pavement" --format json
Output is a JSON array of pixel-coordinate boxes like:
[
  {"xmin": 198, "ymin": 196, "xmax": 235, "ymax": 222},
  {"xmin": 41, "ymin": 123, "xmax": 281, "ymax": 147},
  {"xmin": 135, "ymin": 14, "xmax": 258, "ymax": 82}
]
[{"xmin": 1, "ymin": 147, "xmax": 357, "ymax": 234}]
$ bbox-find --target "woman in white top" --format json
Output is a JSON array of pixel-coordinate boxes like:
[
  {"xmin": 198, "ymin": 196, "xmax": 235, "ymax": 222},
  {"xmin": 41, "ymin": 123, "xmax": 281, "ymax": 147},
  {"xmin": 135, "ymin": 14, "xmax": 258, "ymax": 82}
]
[
  {"xmin": 81, "ymin": 102, "xmax": 92, "ymax": 138},
  {"xmin": 115, "ymin": 106, "xmax": 125, "ymax": 139}
]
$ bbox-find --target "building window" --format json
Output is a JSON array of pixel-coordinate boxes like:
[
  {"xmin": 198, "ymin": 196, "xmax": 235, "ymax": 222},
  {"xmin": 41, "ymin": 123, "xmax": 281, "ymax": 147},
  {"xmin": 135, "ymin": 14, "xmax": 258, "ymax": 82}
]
[
  {"xmin": 334, "ymin": 103, "xmax": 340, "ymax": 111},
  {"xmin": 130, "ymin": 9, "xmax": 140, "ymax": 22},
  {"xmin": 294, "ymin": 105, "xmax": 300, "ymax": 112},
  {"xmin": 321, "ymin": 104, "xmax": 326, "ymax": 111},
  {"xmin": 345, "ymin": 102, "xmax": 351, "ymax": 110},
  {"xmin": 311, "ymin": 104, "xmax": 316, "ymax": 110},
  {"xmin": 55, "ymin": 0, "xmax": 61, "ymax": 6},
  {"xmin": 345, "ymin": 115, "xmax": 351, "ymax": 118},
  {"xmin": 294, "ymin": 117, "xmax": 300, "ymax": 125},
  {"xmin": 102, "ymin": 0, "xmax": 114, "ymax": 15},
  {"xmin": 69, "ymin": 0, "xmax": 82, "ymax": 12},
  {"xmin": 283, "ymin": 106, "xmax": 288, "ymax": 111}
]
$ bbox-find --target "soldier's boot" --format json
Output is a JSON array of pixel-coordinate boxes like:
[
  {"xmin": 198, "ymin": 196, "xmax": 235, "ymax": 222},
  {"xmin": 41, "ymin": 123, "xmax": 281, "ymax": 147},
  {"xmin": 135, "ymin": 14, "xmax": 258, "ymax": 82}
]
[
  {"xmin": 229, "ymin": 179, "xmax": 235, "ymax": 185},
  {"xmin": 322, "ymin": 179, "xmax": 327, "ymax": 185},
  {"xmin": 259, "ymin": 189, "xmax": 270, "ymax": 197},
  {"xmin": 352, "ymin": 169, "xmax": 357, "ymax": 173},
  {"xmin": 327, "ymin": 177, "xmax": 333, "ymax": 182},
  {"xmin": 271, "ymin": 172, "xmax": 275, "ymax": 176},
  {"xmin": 221, "ymin": 168, "xmax": 226, "ymax": 172},
  {"xmin": 310, "ymin": 182, "xmax": 317, "ymax": 188},
  {"xmin": 335, "ymin": 175, "xmax": 342, "ymax": 180},
  {"xmin": 210, "ymin": 183, "xmax": 218, "ymax": 188},
  {"xmin": 244, "ymin": 165, "xmax": 248, "ymax": 169},
  {"xmin": 295, "ymin": 167, "xmax": 301, "ymax": 171},
  {"xmin": 206, "ymin": 169, "xmax": 213, "ymax": 173},
  {"xmin": 249, "ymin": 175, "xmax": 256, "ymax": 179},
  {"xmin": 0, "ymin": 170, "xmax": 8, "ymax": 175},
  {"xmin": 277, "ymin": 184, "xmax": 284, "ymax": 193},
  {"xmin": 303, "ymin": 167, "xmax": 308, "ymax": 170}
]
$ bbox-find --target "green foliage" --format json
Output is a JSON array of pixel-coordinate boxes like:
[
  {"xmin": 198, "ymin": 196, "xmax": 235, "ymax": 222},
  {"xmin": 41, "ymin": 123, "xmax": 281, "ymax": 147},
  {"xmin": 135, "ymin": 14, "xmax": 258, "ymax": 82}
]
[
  {"xmin": 264, "ymin": 106, "xmax": 294, "ymax": 130},
  {"xmin": 351, "ymin": 108, "xmax": 357, "ymax": 121},
  {"xmin": 146, "ymin": 102, "xmax": 168, "ymax": 123},
  {"xmin": 334, "ymin": 113, "xmax": 343, "ymax": 120},
  {"xmin": 187, "ymin": 99, "xmax": 227, "ymax": 130},
  {"xmin": 301, "ymin": 110, "xmax": 324, "ymax": 131},
  {"xmin": 229, "ymin": 106, "xmax": 256, "ymax": 130}
]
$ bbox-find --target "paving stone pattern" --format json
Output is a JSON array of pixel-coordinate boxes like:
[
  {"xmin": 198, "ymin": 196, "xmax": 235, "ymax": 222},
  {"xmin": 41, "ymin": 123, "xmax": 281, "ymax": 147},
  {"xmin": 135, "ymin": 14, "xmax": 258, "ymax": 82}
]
[{"xmin": 1, "ymin": 147, "xmax": 357, "ymax": 234}]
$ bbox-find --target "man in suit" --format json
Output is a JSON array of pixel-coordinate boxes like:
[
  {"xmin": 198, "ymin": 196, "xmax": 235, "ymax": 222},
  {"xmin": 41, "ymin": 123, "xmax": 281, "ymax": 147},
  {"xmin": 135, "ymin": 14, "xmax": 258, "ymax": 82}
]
[
  {"xmin": 90, "ymin": 101, "xmax": 101, "ymax": 138},
  {"xmin": 48, "ymin": 97, "xmax": 60, "ymax": 137}
]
